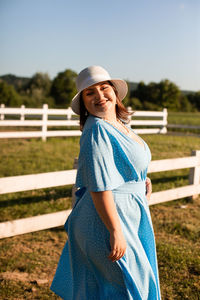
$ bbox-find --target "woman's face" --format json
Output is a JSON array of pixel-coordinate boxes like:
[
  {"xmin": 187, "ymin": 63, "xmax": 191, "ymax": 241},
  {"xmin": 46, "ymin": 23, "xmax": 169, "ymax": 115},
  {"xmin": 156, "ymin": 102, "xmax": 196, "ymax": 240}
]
[{"xmin": 82, "ymin": 81, "xmax": 117, "ymax": 119}]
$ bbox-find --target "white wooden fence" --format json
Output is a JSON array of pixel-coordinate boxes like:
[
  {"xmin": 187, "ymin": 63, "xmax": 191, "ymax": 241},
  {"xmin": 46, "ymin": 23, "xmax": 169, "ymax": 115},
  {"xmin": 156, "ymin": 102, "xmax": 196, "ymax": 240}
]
[
  {"xmin": 0, "ymin": 104, "xmax": 168, "ymax": 140},
  {"xmin": 0, "ymin": 150, "xmax": 199, "ymax": 239}
]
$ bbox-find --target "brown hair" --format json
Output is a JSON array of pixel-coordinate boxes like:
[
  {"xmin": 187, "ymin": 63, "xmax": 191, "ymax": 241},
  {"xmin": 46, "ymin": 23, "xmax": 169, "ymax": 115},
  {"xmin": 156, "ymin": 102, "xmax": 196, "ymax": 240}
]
[{"xmin": 79, "ymin": 81, "xmax": 132, "ymax": 131}]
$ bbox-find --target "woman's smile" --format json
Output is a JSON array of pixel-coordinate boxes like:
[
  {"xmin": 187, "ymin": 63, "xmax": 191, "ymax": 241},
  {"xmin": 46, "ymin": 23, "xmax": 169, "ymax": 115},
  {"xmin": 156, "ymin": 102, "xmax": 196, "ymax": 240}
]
[{"xmin": 95, "ymin": 99, "xmax": 109, "ymax": 106}]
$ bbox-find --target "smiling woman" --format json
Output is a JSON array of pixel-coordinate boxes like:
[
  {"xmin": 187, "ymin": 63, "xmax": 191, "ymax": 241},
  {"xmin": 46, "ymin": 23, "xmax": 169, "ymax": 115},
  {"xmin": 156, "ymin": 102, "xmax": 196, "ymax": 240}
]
[{"xmin": 50, "ymin": 66, "xmax": 161, "ymax": 300}]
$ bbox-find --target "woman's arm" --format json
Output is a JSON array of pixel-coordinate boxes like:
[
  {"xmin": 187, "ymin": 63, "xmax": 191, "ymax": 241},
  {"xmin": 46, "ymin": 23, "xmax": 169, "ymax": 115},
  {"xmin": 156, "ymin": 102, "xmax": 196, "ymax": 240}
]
[
  {"xmin": 146, "ymin": 177, "xmax": 152, "ymax": 202},
  {"xmin": 90, "ymin": 190, "xmax": 127, "ymax": 262}
]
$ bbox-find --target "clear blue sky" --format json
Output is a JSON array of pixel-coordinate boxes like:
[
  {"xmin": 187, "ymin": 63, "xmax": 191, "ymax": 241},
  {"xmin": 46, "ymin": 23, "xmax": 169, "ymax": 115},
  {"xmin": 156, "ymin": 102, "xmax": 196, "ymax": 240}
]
[{"xmin": 0, "ymin": 0, "xmax": 199, "ymax": 91}]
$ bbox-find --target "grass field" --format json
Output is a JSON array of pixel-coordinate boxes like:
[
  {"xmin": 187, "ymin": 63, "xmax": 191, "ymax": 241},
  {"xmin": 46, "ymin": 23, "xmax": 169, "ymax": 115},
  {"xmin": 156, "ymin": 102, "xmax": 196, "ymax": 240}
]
[
  {"xmin": 167, "ymin": 112, "xmax": 200, "ymax": 135},
  {"xmin": 0, "ymin": 132, "xmax": 200, "ymax": 299},
  {"xmin": 167, "ymin": 112, "xmax": 200, "ymax": 126}
]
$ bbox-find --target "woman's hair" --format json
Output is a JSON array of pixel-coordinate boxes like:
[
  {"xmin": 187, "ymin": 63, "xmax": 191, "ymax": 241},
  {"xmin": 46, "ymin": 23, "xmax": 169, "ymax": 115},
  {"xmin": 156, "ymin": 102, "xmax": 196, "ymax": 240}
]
[{"xmin": 79, "ymin": 81, "xmax": 132, "ymax": 131}]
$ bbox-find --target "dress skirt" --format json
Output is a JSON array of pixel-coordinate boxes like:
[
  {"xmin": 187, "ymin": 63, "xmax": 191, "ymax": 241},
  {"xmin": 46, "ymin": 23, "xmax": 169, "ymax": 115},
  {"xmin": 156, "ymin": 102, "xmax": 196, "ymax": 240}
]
[{"xmin": 51, "ymin": 181, "xmax": 161, "ymax": 300}]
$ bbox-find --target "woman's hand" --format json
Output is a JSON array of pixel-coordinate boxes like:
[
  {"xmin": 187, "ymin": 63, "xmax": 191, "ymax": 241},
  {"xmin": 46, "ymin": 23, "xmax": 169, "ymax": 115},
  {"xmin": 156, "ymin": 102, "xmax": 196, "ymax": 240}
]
[
  {"xmin": 145, "ymin": 177, "xmax": 152, "ymax": 202},
  {"xmin": 108, "ymin": 229, "xmax": 127, "ymax": 262}
]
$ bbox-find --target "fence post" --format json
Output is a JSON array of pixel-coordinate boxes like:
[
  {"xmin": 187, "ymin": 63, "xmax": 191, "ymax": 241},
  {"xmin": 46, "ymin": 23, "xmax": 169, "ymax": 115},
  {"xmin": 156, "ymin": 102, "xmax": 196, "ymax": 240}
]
[
  {"xmin": 127, "ymin": 106, "xmax": 133, "ymax": 124},
  {"xmin": 189, "ymin": 150, "xmax": 200, "ymax": 200},
  {"xmin": 160, "ymin": 108, "xmax": 167, "ymax": 134},
  {"xmin": 42, "ymin": 104, "xmax": 48, "ymax": 141},
  {"xmin": 20, "ymin": 105, "xmax": 25, "ymax": 121},
  {"xmin": 0, "ymin": 104, "xmax": 5, "ymax": 120},
  {"xmin": 67, "ymin": 108, "xmax": 72, "ymax": 120}
]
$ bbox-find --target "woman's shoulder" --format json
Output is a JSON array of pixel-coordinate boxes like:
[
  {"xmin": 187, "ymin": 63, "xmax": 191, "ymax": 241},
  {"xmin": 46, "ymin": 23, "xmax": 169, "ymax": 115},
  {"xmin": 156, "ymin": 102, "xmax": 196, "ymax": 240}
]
[
  {"xmin": 81, "ymin": 115, "xmax": 104, "ymax": 137},
  {"xmin": 84, "ymin": 114, "xmax": 103, "ymax": 129},
  {"xmin": 80, "ymin": 115, "xmax": 112, "ymax": 147}
]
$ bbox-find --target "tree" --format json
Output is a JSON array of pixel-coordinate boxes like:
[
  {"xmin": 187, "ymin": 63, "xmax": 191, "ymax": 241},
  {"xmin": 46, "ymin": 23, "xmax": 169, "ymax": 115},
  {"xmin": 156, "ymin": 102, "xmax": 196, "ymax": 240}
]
[
  {"xmin": 128, "ymin": 97, "xmax": 143, "ymax": 110},
  {"xmin": 50, "ymin": 69, "xmax": 77, "ymax": 107},
  {"xmin": 157, "ymin": 80, "xmax": 181, "ymax": 110},
  {"xmin": 131, "ymin": 81, "xmax": 148, "ymax": 103},
  {"xmin": 187, "ymin": 92, "xmax": 200, "ymax": 111},
  {"xmin": 17, "ymin": 72, "xmax": 55, "ymax": 108},
  {"xmin": 0, "ymin": 80, "xmax": 22, "ymax": 106},
  {"xmin": 24, "ymin": 72, "xmax": 52, "ymax": 98},
  {"xmin": 0, "ymin": 74, "xmax": 30, "ymax": 91},
  {"xmin": 122, "ymin": 80, "xmax": 131, "ymax": 107},
  {"xmin": 179, "ymin": 94, "xmax": 193, "ymax": 112},
  {"xmin": 131, "ymin": 80, "xmax": 182, "ymax": 111}
]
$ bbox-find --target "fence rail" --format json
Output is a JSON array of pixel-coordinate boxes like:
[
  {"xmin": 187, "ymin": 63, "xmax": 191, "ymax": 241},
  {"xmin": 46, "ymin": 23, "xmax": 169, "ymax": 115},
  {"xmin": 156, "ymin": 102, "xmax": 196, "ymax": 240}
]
[
  {"xmin": 0, "ymin": 150, "xmax": 199, "ymax": 239},
  {"xmin": 167, "ymin": 124, "xmax": 200, "ymax": 130},
  {"xmin": 0, "ymin": 104, "xmax": 168, "ymax": 140}
]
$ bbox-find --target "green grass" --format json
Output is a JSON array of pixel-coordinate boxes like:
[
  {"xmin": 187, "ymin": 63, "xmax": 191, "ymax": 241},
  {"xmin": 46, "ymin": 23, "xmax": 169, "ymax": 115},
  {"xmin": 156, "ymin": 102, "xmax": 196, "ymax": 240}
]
[
  {"xmin": 0, "ymin": 133, "xmax": 200, "ymax": 299},
  {"xmin": 168, "ymin": 112, "xmax": 200, "ymax": 126},
  {"xmin": 0, "ymin": 186, "xmax": 72, "ymax": 222},
  {"xmin": 0, "ymin": 137, "xmax": 80, "ymax": 177},
  {"xmin": 167, "ymin": 112, "xmax": 200, "ymax": 135},
  {"xmin": 151, "ymin": 197, "xmax": 200, "ymax": 300}
]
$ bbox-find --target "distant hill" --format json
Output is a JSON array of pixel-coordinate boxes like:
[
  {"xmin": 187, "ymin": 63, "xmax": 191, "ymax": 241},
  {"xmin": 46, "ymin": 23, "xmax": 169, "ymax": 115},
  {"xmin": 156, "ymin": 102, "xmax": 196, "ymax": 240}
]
[
  {"xmin": 181, "ymin": 90, "xmax": 196, "ymax": 96},
  {"xmin": 0, "ymin": 74, "xmax": 140, "ymax": 92},
  {"xmin": 0, "ymin": 74, "xmax": 196, "ymax": 95},
  {"xmin": 0, "ymin": 74, "xmax": 30, "ymax": 91},
  {"xmin": 128, "ymin": 82, "xmax": 196, "ymax": 94}
]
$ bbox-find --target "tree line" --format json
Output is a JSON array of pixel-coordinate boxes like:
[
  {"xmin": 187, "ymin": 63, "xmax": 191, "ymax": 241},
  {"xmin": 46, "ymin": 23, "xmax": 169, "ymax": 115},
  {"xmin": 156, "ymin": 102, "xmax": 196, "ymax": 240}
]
[{"xmin": 0, "ymin": 70, "xmax": 199, "ymax": 112}]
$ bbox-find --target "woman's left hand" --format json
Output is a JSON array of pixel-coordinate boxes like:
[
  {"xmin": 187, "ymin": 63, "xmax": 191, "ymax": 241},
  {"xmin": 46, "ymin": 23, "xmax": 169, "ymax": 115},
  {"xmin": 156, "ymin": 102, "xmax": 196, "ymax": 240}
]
[{"xmin": 145, "ymin": 177, "xmax": 152, "ymax": 202}]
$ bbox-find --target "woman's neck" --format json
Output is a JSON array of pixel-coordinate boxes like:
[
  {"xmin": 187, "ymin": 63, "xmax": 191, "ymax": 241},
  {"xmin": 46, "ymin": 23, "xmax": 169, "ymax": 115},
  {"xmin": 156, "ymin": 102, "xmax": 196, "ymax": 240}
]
[{"xmin": 92, "ymin": 111, "xmax": 117, "ymax": 122}]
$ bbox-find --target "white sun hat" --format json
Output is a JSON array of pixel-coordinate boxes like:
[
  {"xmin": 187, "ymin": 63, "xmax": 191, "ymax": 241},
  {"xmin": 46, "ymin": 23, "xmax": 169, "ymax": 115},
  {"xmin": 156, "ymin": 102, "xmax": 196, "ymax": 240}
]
[{"xmin": 71, "ymin": 65, "xmax": 128, "ymax": 115}]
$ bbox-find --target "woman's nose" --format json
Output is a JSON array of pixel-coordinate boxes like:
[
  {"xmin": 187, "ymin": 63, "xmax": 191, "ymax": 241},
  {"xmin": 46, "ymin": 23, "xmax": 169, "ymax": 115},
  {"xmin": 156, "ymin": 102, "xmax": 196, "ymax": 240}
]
[{"xmin": 94, "ymin": 89, "xmax": 103, "ymax": 100}]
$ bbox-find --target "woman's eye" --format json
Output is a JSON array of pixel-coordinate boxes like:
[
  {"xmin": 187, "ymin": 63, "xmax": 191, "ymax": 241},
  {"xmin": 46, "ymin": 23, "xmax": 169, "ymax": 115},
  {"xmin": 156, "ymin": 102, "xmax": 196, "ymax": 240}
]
[
  {"xmin": 102, "ymin": 86, "xmax": 108, "ymax": 90},
  {"xmin": 86, "ymin": 91, "xmax": 93, "ymax": 96}
]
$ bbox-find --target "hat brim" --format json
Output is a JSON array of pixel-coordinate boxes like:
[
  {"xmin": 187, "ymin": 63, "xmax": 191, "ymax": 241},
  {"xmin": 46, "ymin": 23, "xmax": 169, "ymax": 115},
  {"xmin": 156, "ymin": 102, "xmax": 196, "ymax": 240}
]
[{"xmin": 71, "ymin": 79, "xmax": 128, "ymax": 115}]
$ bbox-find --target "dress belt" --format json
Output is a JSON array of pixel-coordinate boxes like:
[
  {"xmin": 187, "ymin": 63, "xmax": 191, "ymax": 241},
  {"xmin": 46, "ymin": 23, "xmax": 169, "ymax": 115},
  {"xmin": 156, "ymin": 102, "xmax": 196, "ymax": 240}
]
[{"xmin": 112, "ymin": 180, "xmax": 146, "ymax": 194}]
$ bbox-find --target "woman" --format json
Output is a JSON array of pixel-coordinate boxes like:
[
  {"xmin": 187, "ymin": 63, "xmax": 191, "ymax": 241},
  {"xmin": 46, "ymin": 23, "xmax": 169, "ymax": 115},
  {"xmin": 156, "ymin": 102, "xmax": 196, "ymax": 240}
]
[{"xmin": 51, "ymin": 66, "xmax": 161, "ymax": 300}]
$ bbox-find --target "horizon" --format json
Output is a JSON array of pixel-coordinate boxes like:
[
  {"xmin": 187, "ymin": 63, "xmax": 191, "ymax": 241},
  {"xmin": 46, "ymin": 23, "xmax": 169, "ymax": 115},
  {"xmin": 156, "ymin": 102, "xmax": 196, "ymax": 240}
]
[{"xmin": 0, "ymin": 72, "xmax": 197, "ymax": 93}]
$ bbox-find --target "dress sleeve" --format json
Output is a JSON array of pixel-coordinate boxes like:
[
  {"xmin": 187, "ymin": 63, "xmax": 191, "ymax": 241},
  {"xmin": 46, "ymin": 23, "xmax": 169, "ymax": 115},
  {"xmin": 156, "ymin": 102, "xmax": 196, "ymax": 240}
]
[{"xmin": 76, "ymin": 122, "xmax": 138, "ymax": 192}]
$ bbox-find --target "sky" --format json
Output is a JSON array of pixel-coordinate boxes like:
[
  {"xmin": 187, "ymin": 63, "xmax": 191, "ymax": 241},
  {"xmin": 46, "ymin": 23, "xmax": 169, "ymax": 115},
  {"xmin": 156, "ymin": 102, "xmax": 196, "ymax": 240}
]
[{"xmin": 0, "ymin": 0, "xmax": 200, "ymax": 91}]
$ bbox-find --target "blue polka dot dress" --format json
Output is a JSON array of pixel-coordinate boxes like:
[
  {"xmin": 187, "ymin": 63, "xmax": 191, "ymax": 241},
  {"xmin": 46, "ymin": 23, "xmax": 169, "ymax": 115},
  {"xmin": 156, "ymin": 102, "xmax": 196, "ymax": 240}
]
[{"xmin": 51, "ymin": 114, "xmax": 161, "ymax": 300}]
